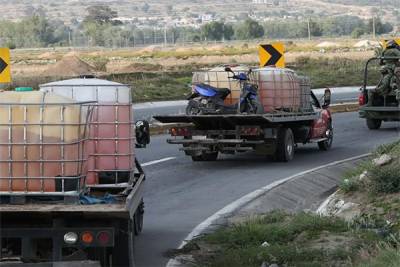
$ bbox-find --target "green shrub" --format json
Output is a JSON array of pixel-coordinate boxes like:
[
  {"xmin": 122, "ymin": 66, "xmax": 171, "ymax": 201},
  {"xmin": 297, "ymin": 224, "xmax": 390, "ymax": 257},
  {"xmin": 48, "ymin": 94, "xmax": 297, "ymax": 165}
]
[
  {"xmin": 340, "ymin": 177, "xmax": 359, "ymax": 193},
  {"xmin": 369, "ymin": 164, "xmax": 400, "ymax": 194},
  {"xmin": 374, "ymin": 141, "xmax": 400, "ymax": 156}
]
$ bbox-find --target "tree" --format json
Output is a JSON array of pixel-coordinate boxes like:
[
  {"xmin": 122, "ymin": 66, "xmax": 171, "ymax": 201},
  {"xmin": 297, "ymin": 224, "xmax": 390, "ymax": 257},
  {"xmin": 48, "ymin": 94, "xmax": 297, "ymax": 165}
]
[
  {"xmin": 201, "ymin": 21, "xmax": 233, "ymax": 41},
  {"xmin": 235, "ymin": 19, "xmax": 264, "ymax": 40},
  {"xmin": 84, "ymin": 5, "xmax": 118, "ymax": 25},
  {"xmin": 351, "ymin": 27, "xmax": 364, "ymax": 38},
  {"xmin": 223, "ymin": 24, "xmax": 234, "ymax": 40},
  {"xmin": 367, "ymin": 18, "xmax": 393, "ymax": 34}
]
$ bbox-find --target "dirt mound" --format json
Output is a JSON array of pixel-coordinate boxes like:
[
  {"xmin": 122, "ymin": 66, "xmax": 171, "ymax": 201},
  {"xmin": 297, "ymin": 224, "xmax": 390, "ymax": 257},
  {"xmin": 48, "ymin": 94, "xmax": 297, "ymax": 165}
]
[
  {"xmin": 42, "ymin": 55, "xmax": 95, "ymax": 77},
  {"xmin": 37, "ymin": 52, "xmax": 55, "ymax": 59},
  {"xmin": 316, "ymin": 41, "xmax": 340, "ymax": 48},
  {"xmin": 353, "ymin": 40, "xmax": 380, "ymax": 48},
  {"xmin": 206, "ymin": 44, "xmax": 226, "ymax": 51},
  {"xmin": 139, "ymin": 45, "xmax": 162, "ymax": 53},
  {"xmin": 120, "ymin": 62, "xmax": 163, "ymax": 73}
]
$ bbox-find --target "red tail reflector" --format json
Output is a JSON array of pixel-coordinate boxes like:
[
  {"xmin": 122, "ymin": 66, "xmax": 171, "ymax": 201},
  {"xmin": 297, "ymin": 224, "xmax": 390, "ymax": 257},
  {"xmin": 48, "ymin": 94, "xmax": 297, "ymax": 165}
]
[
  {"xmin": 97, "ymin": 231, "xmax": 111, "ymax": 245},
  {"xmin": 359, "ymin": 93, "xmax": 366, "ymax": 106},
  {"xmin": 170, "ymin": 127, "xmax": 191, "ymax": 136}
]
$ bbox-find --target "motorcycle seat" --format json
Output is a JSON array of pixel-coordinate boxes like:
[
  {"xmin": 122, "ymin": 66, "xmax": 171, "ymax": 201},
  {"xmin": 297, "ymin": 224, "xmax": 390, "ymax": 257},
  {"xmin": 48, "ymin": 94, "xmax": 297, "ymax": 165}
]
[{"xmin": 196, "ymin": 83, "xmax": 231, "ymax": 98}]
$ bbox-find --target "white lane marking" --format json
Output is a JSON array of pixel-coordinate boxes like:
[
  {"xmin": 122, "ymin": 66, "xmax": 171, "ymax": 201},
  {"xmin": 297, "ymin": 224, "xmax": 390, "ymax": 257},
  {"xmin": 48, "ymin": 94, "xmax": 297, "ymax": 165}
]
[
  {"xmin": 142, "ymin": 157, "xmax": 176, "ymax": 167},
  {"xmin": 166, "ymin": 153, "xmax": 371, "ymax": 267}
]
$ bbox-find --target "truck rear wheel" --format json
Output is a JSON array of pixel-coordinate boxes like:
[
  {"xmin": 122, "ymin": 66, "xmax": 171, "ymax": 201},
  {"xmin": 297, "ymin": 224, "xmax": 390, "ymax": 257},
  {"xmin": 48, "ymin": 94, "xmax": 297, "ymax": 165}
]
[
  {"xmin": 318, "ymin": 123, "xmax": 333, "ymax": 151},
  {"xmin": 191, "ymin": 151, "xmax": 218, "ymax": 161},
  {"xmin": 134, "ymin": 201, "xmax": 144, "ymax": 235},
  {"xmin": 366, "ymin": 118, "xmax": 382, "ymax": 130},
  {"xmin": 111, "ymin": 219, "xmax": 135, "ymax": 267},
  {"xmin": 276, "ymin": 128, "xmax": 295, "ymax": 162}
]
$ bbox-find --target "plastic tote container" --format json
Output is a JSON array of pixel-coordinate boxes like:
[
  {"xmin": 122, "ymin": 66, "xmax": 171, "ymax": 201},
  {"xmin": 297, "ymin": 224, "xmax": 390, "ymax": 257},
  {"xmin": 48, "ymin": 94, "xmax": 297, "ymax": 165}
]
[
  {"xmin": 40, "ymin": 78, "xmax": 135, "ymax": 187},
  {"xmin": 0, "ymin": 91, "xmax": 92, "ymax": 195},
  {"xmin": 252, "ymin": 67, "xmax": 304, "ymax": 113}
]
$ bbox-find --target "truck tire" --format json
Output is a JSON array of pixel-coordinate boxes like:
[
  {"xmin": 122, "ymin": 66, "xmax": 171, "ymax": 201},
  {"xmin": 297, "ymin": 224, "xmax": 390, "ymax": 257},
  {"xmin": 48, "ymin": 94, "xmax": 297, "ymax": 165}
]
[
  {"xmin": 366, "ymin": 118, "xmax": 382, "ymax": 130},
  {"xmin": 112, "ymin": 219, "xmax": 135, "ymax": 267},
  {"xmin": 202, "ymin": 152, "xmax": 218, "ymax": 161},
  {"xmin": 191, "ymin": 151, "xmax": 218, "ymax": 161},
  {"xmin": 276, "ymin": 128, "xmax": 295, "ymax": 162},
  {"xmin": 134, "ymin": 201, "xmax": 144, "ymax": 235},
  {"xmin": 318, "ymin": 123, "xmax": 333, "ymax": 151}
]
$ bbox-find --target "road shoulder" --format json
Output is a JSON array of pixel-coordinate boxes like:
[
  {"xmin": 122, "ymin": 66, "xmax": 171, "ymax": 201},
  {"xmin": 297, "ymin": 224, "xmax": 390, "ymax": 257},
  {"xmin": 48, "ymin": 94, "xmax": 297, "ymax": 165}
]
[{"xmin": 166, "ymin": 154, "xmax": 369, "ymax": 267}]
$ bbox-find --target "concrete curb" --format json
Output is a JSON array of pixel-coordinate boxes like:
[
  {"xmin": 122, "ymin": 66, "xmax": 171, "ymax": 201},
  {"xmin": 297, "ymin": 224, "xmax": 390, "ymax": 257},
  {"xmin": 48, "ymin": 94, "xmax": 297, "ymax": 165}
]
[
  {"xmin": 151, "ymin": 102, "xmax": 359, "ymax": 136},
  {"xmin": 166, "ymin": 153, "xmax": 370, "ymax": 267}
]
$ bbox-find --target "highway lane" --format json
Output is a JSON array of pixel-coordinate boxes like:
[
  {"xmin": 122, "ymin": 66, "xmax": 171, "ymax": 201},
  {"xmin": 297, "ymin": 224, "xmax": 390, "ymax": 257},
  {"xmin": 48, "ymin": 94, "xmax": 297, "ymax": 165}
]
[{"xmin": 135, "ymin": 112, "xmax": 399, "ymax": 267}]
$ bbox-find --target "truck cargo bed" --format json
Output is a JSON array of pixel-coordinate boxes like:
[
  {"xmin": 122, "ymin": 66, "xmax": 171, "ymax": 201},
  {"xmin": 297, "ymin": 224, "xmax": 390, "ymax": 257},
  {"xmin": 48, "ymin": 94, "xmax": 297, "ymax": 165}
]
[
  {"xmin": 154, "ymin": 111, "xmax": 318, "ymax": 126},
  {"xmin": 0, "ymin": 171, "xmax": 145, "ymax": 218}
]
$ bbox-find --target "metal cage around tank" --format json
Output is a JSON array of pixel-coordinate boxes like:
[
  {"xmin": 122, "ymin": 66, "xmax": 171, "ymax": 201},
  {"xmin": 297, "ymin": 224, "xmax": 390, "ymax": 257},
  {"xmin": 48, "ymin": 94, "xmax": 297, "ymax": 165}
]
[
  {"xmin": 40, "ymin": 78, "xmax": 136, "ymax": 190},
  {"xmin": 0, "ymin": 100, "xmax": 93, "ymax": 197},
  {"xmin": 191, "ymin": 66, "xmax": 313, "ymax": 113}
]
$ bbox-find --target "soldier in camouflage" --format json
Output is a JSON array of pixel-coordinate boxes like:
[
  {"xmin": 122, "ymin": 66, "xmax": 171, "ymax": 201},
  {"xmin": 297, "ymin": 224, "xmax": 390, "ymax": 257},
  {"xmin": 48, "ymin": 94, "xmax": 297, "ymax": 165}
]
[
  {"xmin": 381, "ymin": 40, "xmax": 400, "ymax": 69},
  {"xmin": 392, "ymin": 67, "xmax": 400, "ymax": 102},
  {"xmin": 368, "ymin": 65, "xmax": 396, "ymax": 106}
]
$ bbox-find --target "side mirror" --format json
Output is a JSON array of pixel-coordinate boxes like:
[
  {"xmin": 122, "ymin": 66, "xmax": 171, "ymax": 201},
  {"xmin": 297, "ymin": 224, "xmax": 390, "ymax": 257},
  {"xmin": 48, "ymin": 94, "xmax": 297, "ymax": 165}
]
[
  {"xmin": 135, "ymin": 120, "xmax": 150, "ymax": 148},
  {"xmin": 323, "ymin": 88, "xmax": 331, "ymax": 108}
]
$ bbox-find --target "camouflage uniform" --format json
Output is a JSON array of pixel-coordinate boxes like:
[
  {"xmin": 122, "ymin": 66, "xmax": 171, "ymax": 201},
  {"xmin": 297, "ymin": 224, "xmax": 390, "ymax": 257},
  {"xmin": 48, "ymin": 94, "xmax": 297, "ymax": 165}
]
[
  {"xmin": 381, "ymin": 48, "xmax": 400, "ymax": 68},
  {"xmin": 381, "ymin": 40, "xmax": 400, "ymax": 68},
  {"xmin": 368, "ymin": 66, "xmax": 395, "ymax": 106},
  {"xmin": 392, "ymin": 68, "xmax": 400, "ymax": 101}
]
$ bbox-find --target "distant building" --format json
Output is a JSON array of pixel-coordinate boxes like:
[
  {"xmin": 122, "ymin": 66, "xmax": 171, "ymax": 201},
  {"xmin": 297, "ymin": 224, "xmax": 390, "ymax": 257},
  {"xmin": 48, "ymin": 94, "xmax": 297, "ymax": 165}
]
[{"xmin": 252, "ymin": 0, "xmax": 289, "ymax": 5}]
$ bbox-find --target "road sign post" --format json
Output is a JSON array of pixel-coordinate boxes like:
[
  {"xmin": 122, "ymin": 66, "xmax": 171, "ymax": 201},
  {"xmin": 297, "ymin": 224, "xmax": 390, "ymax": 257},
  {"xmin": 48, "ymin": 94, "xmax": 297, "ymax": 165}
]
[
  {"xmin": 0, "ymin": 48, "xmax": 11, "ymax": 84},
  {"xmin": 259, "ymin": 42, "xmax": 285, "ymax": 68}
]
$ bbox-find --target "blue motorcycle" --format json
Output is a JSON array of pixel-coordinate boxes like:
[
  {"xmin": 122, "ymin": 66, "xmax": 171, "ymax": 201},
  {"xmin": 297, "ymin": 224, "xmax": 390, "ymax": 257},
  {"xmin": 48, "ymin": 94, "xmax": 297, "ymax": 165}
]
[{"xmin": 186, "ymin": 67, "xmax": 262, "ymax": 115}]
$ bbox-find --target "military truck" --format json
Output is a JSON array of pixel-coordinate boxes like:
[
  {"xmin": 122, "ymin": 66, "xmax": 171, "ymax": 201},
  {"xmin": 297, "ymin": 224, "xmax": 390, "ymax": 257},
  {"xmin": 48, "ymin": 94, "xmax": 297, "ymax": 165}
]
[
  {"xmin": 155, "ymin": 66, "xmax": 333, "ymax": 162},
  {"xmin": 0, "ymin": 79, "xmax": 150, "ymax": 267},
  {"xmin": 359, "ymin": 57, "xmax": 400, "ymax": 130}
]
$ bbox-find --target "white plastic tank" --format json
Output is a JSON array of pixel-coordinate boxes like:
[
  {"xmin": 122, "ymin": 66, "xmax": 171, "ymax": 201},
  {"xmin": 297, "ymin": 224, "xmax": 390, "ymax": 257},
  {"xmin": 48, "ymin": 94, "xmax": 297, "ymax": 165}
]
[{"xmin": 40, "ymin": 77, "xmax": 135, "ymax": 186}]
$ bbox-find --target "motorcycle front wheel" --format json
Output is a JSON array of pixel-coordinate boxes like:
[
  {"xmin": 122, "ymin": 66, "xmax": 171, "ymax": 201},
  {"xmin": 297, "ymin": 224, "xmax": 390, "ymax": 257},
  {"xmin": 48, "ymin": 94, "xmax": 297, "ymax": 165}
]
[{"xmin": 186, "ymin": 100, "xmax": 202, "ymax": 115}]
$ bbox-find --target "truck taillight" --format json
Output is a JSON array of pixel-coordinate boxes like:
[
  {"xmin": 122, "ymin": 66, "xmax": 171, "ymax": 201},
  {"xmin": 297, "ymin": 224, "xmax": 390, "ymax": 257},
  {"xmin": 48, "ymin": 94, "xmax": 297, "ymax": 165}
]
[
  {"xmin": 81, "ymin": 231, "xmax": 94, "ymax": 244},
  {"xmin": 240, "ymin": 127, "xmax": 261, "ymax": 136},
  {"xmin": 97, "ymin": 231, "xmax": 111, "ymax": 246},
  {"xmin": 359, "ymin": 93, "xmax": 366, "ymax": 106},
  {"xmin": 170, "ymin": 127, "xmax": 191, "ymax": 136}
]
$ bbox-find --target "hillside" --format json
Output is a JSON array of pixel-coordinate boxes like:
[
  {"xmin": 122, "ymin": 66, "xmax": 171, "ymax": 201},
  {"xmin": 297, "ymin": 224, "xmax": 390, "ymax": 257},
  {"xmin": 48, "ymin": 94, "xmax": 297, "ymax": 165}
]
[{"xmin": 0, "ymin": 0, "xmax": 397, "ymax": 25}]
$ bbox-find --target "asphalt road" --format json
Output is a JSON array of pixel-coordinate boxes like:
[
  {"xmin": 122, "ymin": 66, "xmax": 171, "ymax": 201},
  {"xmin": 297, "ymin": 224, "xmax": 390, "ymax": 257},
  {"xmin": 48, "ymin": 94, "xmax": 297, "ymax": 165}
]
[
  {"xmin": 133, "ymin": 87, "xmax": 364, "ymax": 122},
  {"xmin": 135, "ymin": 112, "xmax": 399, "ymax": 267}
]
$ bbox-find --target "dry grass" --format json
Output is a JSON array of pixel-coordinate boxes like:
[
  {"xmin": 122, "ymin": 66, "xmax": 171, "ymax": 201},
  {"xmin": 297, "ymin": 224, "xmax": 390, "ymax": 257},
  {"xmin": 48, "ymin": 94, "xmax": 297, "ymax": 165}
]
[{"xmin": 9, "ymin": 38, "xmax": 375, "ymax": 78}]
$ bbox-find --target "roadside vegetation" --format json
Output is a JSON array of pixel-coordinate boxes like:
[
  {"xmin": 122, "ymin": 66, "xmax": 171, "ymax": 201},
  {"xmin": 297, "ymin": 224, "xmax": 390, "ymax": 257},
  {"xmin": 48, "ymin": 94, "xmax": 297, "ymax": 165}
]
[{"xmin": 169, "ymin": 141, "xmax": 400, "ymax": 267}]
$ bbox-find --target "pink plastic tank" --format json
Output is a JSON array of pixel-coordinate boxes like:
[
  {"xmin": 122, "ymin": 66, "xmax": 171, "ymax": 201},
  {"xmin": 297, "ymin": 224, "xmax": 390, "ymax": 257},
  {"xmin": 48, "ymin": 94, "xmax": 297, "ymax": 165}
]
[{"xmin": 40, "ymin": 78, "xmax": 135, "ymax": 188}]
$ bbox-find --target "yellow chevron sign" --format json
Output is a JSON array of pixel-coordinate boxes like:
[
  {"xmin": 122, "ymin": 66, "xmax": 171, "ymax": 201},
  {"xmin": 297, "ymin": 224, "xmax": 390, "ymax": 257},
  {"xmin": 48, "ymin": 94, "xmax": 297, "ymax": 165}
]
[
  {"xmin": 382, "ymin": 39, "xmax": 400, "ymax": 48},
  {"xmin": 259, "ymin": 42, "xmax": 285, "ymax": 68},
  {"xmin": 0, "ymin": 48, "xmax": 11, "ymax": 83}
]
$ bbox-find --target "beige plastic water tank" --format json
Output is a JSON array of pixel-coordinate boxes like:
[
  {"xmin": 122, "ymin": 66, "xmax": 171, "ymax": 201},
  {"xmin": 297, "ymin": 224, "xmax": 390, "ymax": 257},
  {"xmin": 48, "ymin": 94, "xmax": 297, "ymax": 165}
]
[{"xmin": 0, "ymin": 91, "xmax": 87, "ymax": 193}]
